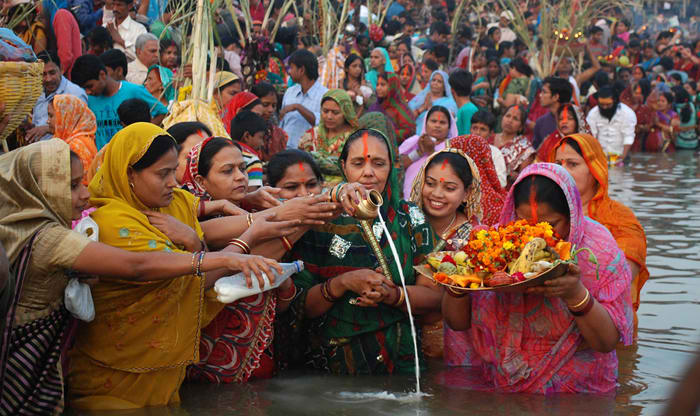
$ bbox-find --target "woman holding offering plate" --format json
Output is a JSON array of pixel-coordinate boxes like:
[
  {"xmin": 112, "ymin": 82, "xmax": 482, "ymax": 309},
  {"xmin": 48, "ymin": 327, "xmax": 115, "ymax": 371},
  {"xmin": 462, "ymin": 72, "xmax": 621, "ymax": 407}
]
[{"xmin": 442, "ymin": 163, "xmax": 633, "ymax": 393}]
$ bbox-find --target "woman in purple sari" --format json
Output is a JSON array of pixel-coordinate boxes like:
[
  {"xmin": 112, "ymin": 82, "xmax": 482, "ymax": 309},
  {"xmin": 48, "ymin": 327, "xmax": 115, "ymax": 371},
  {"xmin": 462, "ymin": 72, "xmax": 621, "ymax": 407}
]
[{"xmin": 442, "ymin": 163, "xmax": 633, "ymax": 393}]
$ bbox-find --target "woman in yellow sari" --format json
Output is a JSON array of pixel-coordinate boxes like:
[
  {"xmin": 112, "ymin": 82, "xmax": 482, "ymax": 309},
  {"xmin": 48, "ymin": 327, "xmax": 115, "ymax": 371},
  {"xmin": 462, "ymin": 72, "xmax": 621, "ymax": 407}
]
[{"xmin": 67, "ymin": 123, "xmax": 283, "ymax": 409}]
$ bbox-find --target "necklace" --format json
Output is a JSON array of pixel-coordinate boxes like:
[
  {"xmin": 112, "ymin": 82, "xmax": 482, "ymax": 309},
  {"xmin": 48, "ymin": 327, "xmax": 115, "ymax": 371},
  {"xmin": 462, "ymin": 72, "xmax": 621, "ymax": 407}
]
[{"xmin": 438, "ymin": 213, "xmax": 458, "ymax": 240}]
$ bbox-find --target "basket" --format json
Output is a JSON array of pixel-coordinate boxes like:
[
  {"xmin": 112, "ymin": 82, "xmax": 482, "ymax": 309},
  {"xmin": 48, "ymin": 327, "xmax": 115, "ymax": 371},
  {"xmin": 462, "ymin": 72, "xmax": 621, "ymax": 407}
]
[{"xmin": 0, "ymin": 61, "xmax": 44, "ymax": 152}]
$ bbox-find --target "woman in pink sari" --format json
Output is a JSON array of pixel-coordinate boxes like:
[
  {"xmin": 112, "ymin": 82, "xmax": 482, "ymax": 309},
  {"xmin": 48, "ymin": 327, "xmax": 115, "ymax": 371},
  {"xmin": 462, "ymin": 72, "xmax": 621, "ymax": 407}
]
[{"xmin": 442, "ymin": 163, "xmax": 633, "ymax": 393}]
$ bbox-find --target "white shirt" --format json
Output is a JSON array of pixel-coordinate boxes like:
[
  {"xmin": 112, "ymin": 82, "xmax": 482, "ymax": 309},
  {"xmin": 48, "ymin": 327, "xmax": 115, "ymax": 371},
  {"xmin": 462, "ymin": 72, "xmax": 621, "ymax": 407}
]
[
  {"xmin": 490, "ymin": 145, "xmax": 508, "ymax": 189},
  {"xmin": 126, "ymin": 58, "xmax": 149, "ymax": 85},
  {"xmin": 104, "ymin": 15, "xmax": 147, "ymax": 62},
  {"xmin": 586, "ymin": 103, "xmax": 637, "ymax": 156},
  {"xmin": 280, "ymin": 80, "xmax": 328, "ymax": 149},
  {"xmin": 487, "ymin": 23, "xmax": 517, "ymax": 43}
]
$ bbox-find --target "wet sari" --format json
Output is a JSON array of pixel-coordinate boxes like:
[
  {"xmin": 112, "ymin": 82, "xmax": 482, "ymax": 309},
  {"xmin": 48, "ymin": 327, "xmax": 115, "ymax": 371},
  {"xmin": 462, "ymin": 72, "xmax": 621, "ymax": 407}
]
[
  {"xmin": 546, "ymin": 133, "xmax": 649, "ymax": 330},
  {"xmin": 289, "ymin": 130, "xmax": 436, "ymax": 375},
  {"xmin": 442, "ymin": 163, "xmax": 633, "ymax": 393},
  {"xmin": 298, "ymin": 89, "xmax": 359, "ymax": 185},
  {"xmin": 68, "ymin": 123, "xmax": 216, "ymax": 410},
  {"xmin": 367, "ymin": 73, "xmax": 415, "ymax": 143},
  {"xmin": 0, "ymin": 140, "xmax": 92, "ymax": 415},
  {"xmin": 51, "ymin": 94, "xmax": 98, "ymax": 176}
]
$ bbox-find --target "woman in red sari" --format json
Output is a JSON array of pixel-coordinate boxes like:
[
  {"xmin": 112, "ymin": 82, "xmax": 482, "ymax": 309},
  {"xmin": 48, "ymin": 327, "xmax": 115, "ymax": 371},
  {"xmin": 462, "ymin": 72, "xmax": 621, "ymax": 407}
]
[
  {"xmin": 625, "ymin": 80, "xmax": 654, "ymax": 152},
  {"xmin": 368, "ymin": 72, "xmax": 416, "ymax": 143},
  {"xmin": 221, "ymin": 92, "xmax": 264, "ymax": 135}
]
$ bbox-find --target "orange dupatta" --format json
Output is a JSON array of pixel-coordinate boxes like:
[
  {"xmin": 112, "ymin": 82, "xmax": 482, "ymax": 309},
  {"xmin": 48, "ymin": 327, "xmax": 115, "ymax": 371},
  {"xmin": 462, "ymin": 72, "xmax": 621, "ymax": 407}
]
[{"xmin": 52, "ymin": 94, "xmax": 98, "ymax": 176}]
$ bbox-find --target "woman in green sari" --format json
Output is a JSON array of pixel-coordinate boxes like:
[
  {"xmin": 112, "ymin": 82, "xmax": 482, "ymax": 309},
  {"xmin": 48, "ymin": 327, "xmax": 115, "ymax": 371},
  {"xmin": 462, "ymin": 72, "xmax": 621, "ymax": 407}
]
[
  {"xmin": 298, "ymin": 89, "xmax": 359, "ymax": 185},
  {"xmin": 289, "ymin": 128, "xmax": 440, "ymax": 375}
]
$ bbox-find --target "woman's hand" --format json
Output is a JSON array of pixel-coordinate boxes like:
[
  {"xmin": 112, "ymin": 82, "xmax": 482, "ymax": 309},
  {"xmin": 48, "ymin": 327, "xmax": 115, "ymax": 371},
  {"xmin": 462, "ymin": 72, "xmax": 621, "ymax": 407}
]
[
  {"xmin": 223, "ymin": 252, "xmax": 283, "ymax": 289},
  {"xmin": 417, "ymin": 134, "xmax": 436, "ymax": 156},
  {"xmin": 247, "ymin": 212, "xmax": 301, "ymax": 242},
  {"xmin": 338, "ymin": 269, "xmax": 395, "ymax": 306},
  {"xmin": 525, "ymin": 263, "xmax": 585, "ymax": 303},
  {"xmin": 143, "ymin": 211, "xmax": 202, "ymax": 252},
  {"xmin": 271, "ymin": 194, "xmax": 338, "ymax": 224},
  {"xmin": 242, "ymin": 186, "xmax": 283, "ymax": 210},
  {"xmin": 336, "ymin": 182, "xmax": 371, "ymax": 217}
]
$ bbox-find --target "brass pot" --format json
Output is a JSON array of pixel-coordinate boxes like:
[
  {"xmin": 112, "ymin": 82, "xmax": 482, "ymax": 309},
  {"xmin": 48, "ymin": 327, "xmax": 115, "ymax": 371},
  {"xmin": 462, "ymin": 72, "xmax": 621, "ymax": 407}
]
[{"xmin": 352, "ymin": 189, "xmax": 384, "ymax": 220}]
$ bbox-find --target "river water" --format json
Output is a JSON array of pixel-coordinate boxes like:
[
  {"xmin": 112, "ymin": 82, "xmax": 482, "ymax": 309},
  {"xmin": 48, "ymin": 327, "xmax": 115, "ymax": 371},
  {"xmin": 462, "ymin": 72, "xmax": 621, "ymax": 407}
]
[{"xmin": 70, "ymin": 152, "xmax": 700, "ymax": 415}]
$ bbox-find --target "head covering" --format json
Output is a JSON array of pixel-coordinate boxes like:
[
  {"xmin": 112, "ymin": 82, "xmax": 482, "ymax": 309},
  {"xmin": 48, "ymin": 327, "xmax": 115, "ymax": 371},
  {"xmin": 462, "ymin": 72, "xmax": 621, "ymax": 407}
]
[
  {"xmin": 299, "ymin": 89, "xmax": 359, "ymax": 159},
  {"xmin": 399, "ymin": 62, "xmax": 417, "ymax": 98},
  {"xmin": 0, "ymin": 139, "xmax": 71, "ymax": 262},
  {"xmin": 409, "ymin": 70, "xmax": 458, "ymax": 134},
  {"xmin": 163, "ymin": 100, "xmax": 230, "ymax": 139},
  {"xmin": 222, "ymin": 91, "xmax": 258, "ymax": 134},
  {"xmin": 180, "ymin": 136, "xmax": 215, "ymax": 200},
  {"xmin": 409, "ymin": 148, "xmax": 484, "ymax": 224},
  {"xmin": 358, "ymin": 112, "xmax": 402, "ymax": 187},
  {"xmin": 371, "ymin": 72, "xmax": 415, "ymax": 143},
  {"xmin": 147, "ymin": 65, "xmax": 175, "ymax": 103},
  {"xmin": 42, "ymin": 0, "xmax": 67, "ymax": 22},
  {"xmin": 399, "ymin": 105, "xmax": 459, "ymax": 198},
  {"xmin": 448, "ymin": 134, "xmax": 505, "ymax": 226},
  {"xmin": 214, "ymin": 71, "xmax": 240, "ymax": 90},
  {"xmin": 364, "ymin": 47, "xmax": 394, "ymax": 89},
  {"xmin": 51, "ymin": 94, "xmax": 97, "ymax": 175},
  {"xmin": 546, "ymin": 133, "xmax": 649, "ymax": 311}
]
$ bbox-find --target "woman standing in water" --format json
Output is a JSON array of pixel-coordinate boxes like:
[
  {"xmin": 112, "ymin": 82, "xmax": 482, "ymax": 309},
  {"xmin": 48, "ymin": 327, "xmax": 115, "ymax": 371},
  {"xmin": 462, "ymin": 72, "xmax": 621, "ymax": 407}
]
[{"xmin": 443, "ymin": 163, "xmax": 633, "ymax": 393}]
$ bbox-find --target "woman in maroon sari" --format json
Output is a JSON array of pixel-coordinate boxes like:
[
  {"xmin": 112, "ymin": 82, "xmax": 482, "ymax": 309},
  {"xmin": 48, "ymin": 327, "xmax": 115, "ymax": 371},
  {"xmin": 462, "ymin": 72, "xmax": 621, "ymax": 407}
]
[{"xmin": 626, "ymin": 80, "xmax": 654, "ymax": 152}]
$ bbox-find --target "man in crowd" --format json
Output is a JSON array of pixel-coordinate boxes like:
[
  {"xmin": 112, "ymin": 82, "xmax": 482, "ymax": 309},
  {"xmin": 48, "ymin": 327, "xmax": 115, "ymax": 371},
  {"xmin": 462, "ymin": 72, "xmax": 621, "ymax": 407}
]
[
  {"xmin": 280, "ymin": 49, "xmax": 327, "ymax": 149},
  {"xmin": 100, "ymin": 49, "xmax": 129, "ymax": 81},
  {"xmin": 104, "ymin": 0, "xmax": 147, "ymax": 61},
  {"xmin": 71, "ymin": 54, "xmax": 168, "ymax": 150},
  {"xmin": 126, "ymin": 33, "xmax": 160, "ymax": 85},
  {"xmin": 27, "ymin": 51, "xmax": 88, "ymax": 143},
  {"xmin": 533, "ymin": 77, "xmax": 573, "ymax": 149},
  {"xmin": 488, "ymin": 11, "xmax": 517, "ymax": 44},
  {"xmin": 586, "ymin": 86, "xmax": 637, "ymax": 163}
]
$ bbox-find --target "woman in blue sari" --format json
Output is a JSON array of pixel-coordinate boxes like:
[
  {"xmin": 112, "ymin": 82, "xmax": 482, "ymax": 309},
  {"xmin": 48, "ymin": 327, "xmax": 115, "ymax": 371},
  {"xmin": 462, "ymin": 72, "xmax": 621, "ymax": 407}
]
[{"xmin": 408, "ymin": 70, "xmax": 458, "ymax": 135}]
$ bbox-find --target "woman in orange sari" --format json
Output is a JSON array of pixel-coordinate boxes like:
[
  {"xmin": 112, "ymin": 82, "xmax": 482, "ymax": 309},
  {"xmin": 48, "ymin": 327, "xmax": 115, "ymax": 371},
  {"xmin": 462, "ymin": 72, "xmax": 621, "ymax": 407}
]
[
  {"xmin": 48, "ymin": 94, "xmax": 97, "ymax": 175},
  {"xmin": 549, "ymin": 133, "xmax": 648, "ymax": 334}
]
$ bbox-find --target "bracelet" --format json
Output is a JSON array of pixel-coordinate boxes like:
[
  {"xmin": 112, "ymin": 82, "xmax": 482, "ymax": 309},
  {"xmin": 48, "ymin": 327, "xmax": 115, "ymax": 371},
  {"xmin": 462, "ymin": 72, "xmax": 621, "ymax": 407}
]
[
  {"xmin": 320, "ymin": 278, "xmax": 341, "ymax": 302},
  {"xmin": 228, "ymin": 238, "xmax": 251, "ymax": 254},
  {"xmin": 246, "ymin": 213, "xmax": 253, "ymax": 227},
  {"xmin": 278, "ymin": 284, "xmax": 297, "ymax": 302},
  {"xmin": 393, "ymin": 287, "xmax": 406, "ymax": 307},
  {"xmin": 191, "ymin": 251, "xmax": 199, "ymax": 275},
  {"xmin": 567, "ymin": 288, "xmax": 590, "ymax": 310},
  {"xmin": 570, "ymin": 295, "xmax": 595, "ymax": 317},
  {"xmin": 446, "ymin": 286, "xmax": 468, "ymax": 298},
  {"xmin": 280, "ymin": 236, "xmax": 293, "ymax": 251},
  {"xmin": 195, "ymin": 251, "xmax": 205, "ymax": 277},
  {"xmin": 198, "ymin": 201, "xmax": 206, "ymax": 218},
  {"xmin": 330, "ymin": 183, "xmax": 346, "ymax": 203}
]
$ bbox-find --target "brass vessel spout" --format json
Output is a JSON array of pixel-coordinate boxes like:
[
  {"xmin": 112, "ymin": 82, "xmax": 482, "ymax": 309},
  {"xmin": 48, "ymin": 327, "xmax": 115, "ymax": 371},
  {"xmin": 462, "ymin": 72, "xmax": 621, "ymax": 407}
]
[
  {"xmin": 352, "ymin": 190, "xmax": 392, "ymax": 280},
  {"xmin": 351, "ymin": 190, "xmax": 384, "ymax": 220}
]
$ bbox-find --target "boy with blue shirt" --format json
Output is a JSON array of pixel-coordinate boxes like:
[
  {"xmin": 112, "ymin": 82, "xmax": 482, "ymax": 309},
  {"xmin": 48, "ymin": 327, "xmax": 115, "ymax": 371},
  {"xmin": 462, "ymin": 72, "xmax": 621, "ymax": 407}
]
[
  {"xmin": 449, "ymin": 69, "xmax": 479, "ymax": 135},
  {"xmin": 71, "ymin": 54, "xmax": 168, "ymax": 150}
]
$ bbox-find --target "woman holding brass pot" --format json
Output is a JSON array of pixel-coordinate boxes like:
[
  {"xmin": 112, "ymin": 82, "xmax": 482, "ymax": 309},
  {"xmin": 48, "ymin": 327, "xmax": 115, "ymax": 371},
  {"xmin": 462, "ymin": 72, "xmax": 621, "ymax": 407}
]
[{"xmin": 288, "ymin": 129, "xmax": 441, "ymax": 375}]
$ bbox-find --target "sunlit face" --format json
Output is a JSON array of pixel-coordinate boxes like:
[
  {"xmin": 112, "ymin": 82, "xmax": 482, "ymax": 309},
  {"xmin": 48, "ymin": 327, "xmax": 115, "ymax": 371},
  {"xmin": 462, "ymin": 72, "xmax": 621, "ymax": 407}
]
[
  {"xmin": 501, "ymin": 106, "xmax": 523, "ymax": 134},
  {"xmin": 515, "ymin": 200, "xmax": 570, "ymax": 240},
  {"xmin": 197, "ymin": 145, "xmax": 248, "ymax": 203},
  {"xmin": 376, "ymin": 76, "xmax": 389, "ymax": 99},
  {"xmin": 42, "ymin": 61, "xmax": 61, "ymax": 95},
  {"xmin": 215, "ymin": 82, "xmax": 241, "ymax": 110},
  {"xmin": 341, "ymin": 134, "xmax": 391, "ymax": 193},
  {"xmin": 70, "ymin": 158, "xmax": 90, "ymax": 220},
  {"xmin": 47, "ymin": 101, "xmax": 56, "ymax": 133},
  {"xmin": 425, "ymin": 110, "xmax": 450, "ymax": 139},
  {"xmin": 470, "ymin": 122, "xmax": 491, "ymax": 139},
  {"xmin": 348, "ymin": 59, "xmax": 363, "ymax": 79},
  {"xmin": 258, "ymin": 92, "xmax": 277, "ymax": 121},
  {"xmin": 421, "ymin": 161, "xmax": 468, "ymax": 219},
  {"xmin": 176, "ymin": 133, "xmax": 205, "ymax": 183},
  {"xmin": 370, "ymin": 49, "xmax": 385, "ymax": 70},
  {"xmin": 321, "ymin": 99, "xmax": 346, "ymax": 130},
  {"xmin": 557, "ymin": 110, "xmax": 577, "ymax": 135},
  {"xmin": 430, "ymin": 74, "xmax": 445, "ymax": 96},
  {"xmin": 275, "ymin": 162, "xmax": 322, "ymax": 199},
  {"xmin": 554, "ymin": 144, "xmax": 597, "ymax": 205},
  {"xmin": 144, "ymin": 68, "xmax": 164, "ymax": 98},
  {"xmin": 160, "ymin": 45, "xmax": 178, "ymax": 69},
  {"xmin": 127, "ymin": 147, "xmax": 179, "ymax": 209}
]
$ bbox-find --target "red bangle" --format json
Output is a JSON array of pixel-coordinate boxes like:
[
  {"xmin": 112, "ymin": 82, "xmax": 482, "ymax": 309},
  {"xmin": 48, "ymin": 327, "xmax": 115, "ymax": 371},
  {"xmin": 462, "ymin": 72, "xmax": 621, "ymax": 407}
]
[
  {"xmin": 570, "ymin": 296, "xmax": 595, "ymax": 317},
  {"xmin": 280, "ymin": 236, "xmax": 293, "ymax": 251},
  {"xmin": 198, "ymin": 201, "xmax": 206, "ymax": 218}
]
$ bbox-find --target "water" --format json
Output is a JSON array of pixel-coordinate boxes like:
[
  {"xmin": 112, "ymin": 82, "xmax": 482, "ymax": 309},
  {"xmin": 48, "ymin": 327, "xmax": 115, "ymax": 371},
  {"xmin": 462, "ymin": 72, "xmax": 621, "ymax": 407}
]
[{"xmin": 67, "ymin": 152, "xmax": 700, "ymax": 415}]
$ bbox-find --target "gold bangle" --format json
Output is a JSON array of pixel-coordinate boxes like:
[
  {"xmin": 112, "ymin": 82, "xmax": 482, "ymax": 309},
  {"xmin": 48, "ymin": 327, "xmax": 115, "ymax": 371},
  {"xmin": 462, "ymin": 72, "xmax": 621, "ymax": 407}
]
[
  {"xmin": 394, "ymin": 287, "xmax": 405, "ymax": 307},
  {"xmin": 446, "ymin": 286, "xmax": 468, "ymax": 298},
  {"xmin": 280, "ymin": 236, "xmax": 293, "ymax": 251},
  {"xmin": 247, "ymin": 213, "xmax": 253, "ymax": 227},
  {"xmin": 568, "ymin": 288, "xmax": 590, "ymax": 310},
  {"xmin": 278, "ymin": 284, "xmax": 297, "ymax": 302}
]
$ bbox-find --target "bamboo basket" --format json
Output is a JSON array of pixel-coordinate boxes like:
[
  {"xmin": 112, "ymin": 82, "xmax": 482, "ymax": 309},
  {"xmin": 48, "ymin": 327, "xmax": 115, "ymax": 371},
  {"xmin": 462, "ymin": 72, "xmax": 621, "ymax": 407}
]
[{"xmin": 0, "ymin": 61, "xmax": 43, "ymax": 152}]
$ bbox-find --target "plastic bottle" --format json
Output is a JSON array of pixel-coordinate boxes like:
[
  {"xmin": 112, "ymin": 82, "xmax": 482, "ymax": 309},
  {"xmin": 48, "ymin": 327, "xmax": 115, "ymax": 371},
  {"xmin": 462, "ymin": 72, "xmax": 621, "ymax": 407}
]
[{"xmin": 214, "ymin": 260, "xmax": 304, "ymax": 303}]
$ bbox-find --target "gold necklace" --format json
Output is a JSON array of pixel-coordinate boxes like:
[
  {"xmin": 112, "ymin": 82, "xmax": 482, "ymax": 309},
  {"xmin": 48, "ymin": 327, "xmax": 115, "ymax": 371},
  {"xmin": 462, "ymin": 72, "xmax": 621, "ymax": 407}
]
[{"xmin": 439, "ymin": 213, "xmax": 458, "ymax": 240}]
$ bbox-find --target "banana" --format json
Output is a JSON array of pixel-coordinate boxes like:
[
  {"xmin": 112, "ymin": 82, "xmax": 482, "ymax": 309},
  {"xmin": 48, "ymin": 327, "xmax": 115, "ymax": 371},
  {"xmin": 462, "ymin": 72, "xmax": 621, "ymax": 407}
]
[{"xmin": 509, "ymin": 238, "xmax": 548, "ymax": 274}]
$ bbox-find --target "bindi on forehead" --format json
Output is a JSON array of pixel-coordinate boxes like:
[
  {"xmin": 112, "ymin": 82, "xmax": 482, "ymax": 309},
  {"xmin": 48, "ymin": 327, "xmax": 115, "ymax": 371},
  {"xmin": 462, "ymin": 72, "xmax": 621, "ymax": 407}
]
[{"xmin": 298, "ymin": 162, "xmax": 305, "ymax": 172}]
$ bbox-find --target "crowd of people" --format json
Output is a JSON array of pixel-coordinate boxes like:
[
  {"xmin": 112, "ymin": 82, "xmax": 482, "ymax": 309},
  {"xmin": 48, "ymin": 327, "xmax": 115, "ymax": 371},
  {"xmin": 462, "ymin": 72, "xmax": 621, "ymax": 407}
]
[{"xmin": 1, "ymin": 0, "xmax": 698, "ymax": 412}]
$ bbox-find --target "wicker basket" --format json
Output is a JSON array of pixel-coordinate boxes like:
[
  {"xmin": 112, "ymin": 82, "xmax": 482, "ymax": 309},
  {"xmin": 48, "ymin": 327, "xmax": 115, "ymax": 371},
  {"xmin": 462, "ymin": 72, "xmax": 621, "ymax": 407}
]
[{"xmin": 0, "ymin": 61, "xmax": 43, "ymax": 152}]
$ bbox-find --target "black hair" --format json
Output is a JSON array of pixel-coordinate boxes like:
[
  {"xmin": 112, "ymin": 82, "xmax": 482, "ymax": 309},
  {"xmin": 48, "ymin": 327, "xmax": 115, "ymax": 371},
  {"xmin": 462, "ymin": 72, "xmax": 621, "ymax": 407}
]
[
  {"xmin": 99, "ymin": 49, "xmax": 128, "ymax": 76},
  {"xmin": 513, "ymin": 175, "xmax": 570, "ymax": 219},
  {"xmin": 598, "ymin": 85, "xmax": 615, "ymax": 100},
  {"xmin": 423, "ymin": 59, "xmax": 439, "ymax": 72},
  {"xmin": 250, "ymin": 82, "xmax": 277, "ymax": 100},
  {"xmin": 198, "ymin": 137, "xmax": 237, "ymax": 178},
  {"xmin": 431, "ymin": 43, "xmax": 449, "ymax": 61},
  {"xmin": 633, "ymin": 79, "xmax": 651, "ymax": 100},
  {"xmin": 131, "ymin": 135, "xmax": 178, "ymax": 171},
  {"xmin": 685, "ymin": 80, "xmax": 697, "ymax": 92},
  {"xmin": 166, "ymin": 121, "xmax": 213, "ymax": 150},
  {"xmin": 426, "ymin": 105, "xmax": 451, "ymax": 125},
  {"xmin": 590, "ymin": 25, "xmax": 604, "ymax": 35},
  {"xmin": 556, "ymin": 104, "xmax": 580, "ymax": 132},
  {"xmin": 504, "ymin": 104, "xmax": 527, "ymax": 131},
  {"xmin": 425, "ymin": 152, "xmax": 473, "ymax": 190},
  {"xmin": 593, "ymin": 70, "xmax": 610, "ymax": 88},
  {"xmin": 487, "ymin": 26, "xmax": 500, "ymax": 38},
  {"xmin": 71, "ymin": 55, "xmax": 106, "ymax": 87},
  {"xmin": 670, "ymin": 73, "xmax": 683, "ymax": 83},
  {"xmin": 230, "ymin": 110, "xmax": 269, "ymax": 142},
  {"xmin": 267, "ymin": 149, "xmax": 323, "ymax": 187},
  {"xmin": 37, "ymin": 50, "xmax": 61, "ymax": 68},
  {"xmin": 448, "ymin": 69, "xmax": 473, "ymax": 97},
  {"xmin": 560, "ymin": 137, "xmax": 583, "ymax": 157},
  {"xmin": 672, "ymin": 86, "xmax": 692, "ymax": 123},
  {"xmin": 511, "ymin": 58, "xmax": 534, "ymax": 78},
  {"xmin": 659, "ymin": 56, "xmax": 674, "ymax": 71},
  {"xmin": 86, "ymin": 26, "xmax": 113, "ymax": 49},
  {"xmin": 288, "ymin": 49, "xmax": 319, "ymax": 80},
  {"xmin": 471, "ymin": 110, "xmax": 497, "ymax": 131},
  {"xmin": 628, "ymin": 39, "xmax": 641, "ymax": 49},
  {"xmin": 343, "ymin": 53, "xmax": 365, "ymax": 85},
  {"xmin": 160, "ymin": 38, "xmax": 179, "ymax": 54},
  {"xmin": 339, "ymin": 129, "xmax": 390, "ymax": 163},
  {"xmin": 498, "ymin": 41, "xmax": 513, "ymax": 58},
  {"xmin": 542, "ymin": 76, "xmax": 573, "ymax": 104},
  {"xmin": 117, "ymin": 99, "xmax": 151, "ymax": 126},
  {"xmin": 430, "ymin": 21, "xmax": 450, "ymax": 36}
]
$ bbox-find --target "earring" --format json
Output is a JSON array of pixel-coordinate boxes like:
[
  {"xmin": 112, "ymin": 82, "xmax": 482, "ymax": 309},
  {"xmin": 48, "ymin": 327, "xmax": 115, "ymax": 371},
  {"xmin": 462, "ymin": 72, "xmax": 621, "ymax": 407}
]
[{"xmin": 129, "ymin": 182, "xmax": 135, "ymax": 189}]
